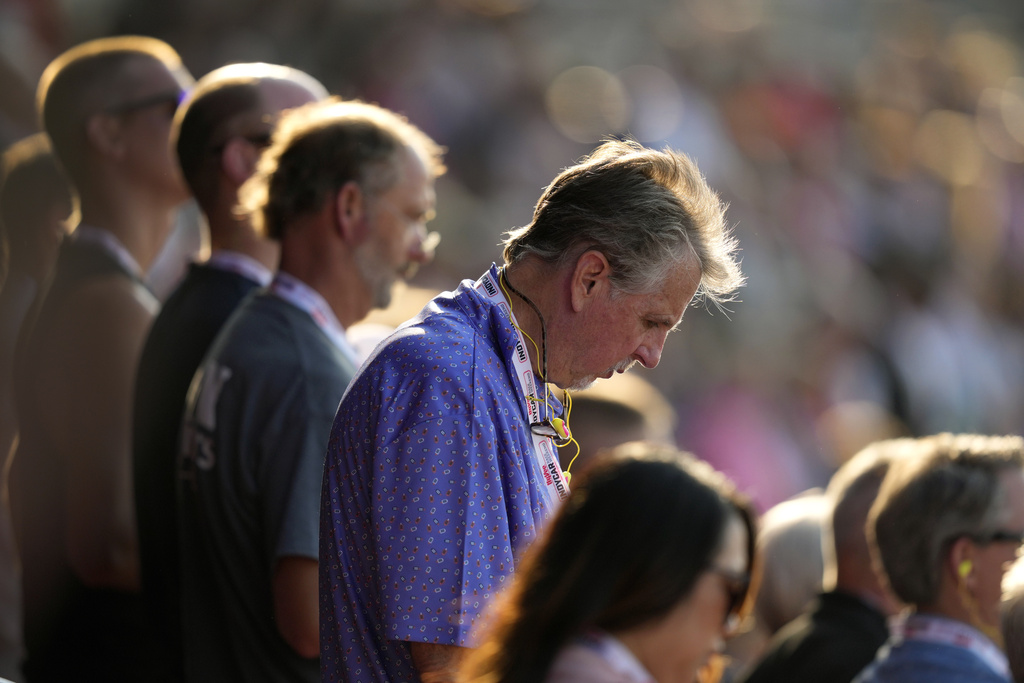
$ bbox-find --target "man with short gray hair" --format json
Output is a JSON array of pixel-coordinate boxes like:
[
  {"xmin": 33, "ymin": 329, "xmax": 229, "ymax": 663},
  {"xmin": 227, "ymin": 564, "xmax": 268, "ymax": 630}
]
[
  {"xmin": 856, "ymin": 433, "xmax": 1024, "ymax": 683},
  {"xmin": 319, "ymin": 138, "xmax": 743, "ymax": 683},
  {"xmin": 177, "ymin": 98, "xmax": 443, "ymax": 682}
]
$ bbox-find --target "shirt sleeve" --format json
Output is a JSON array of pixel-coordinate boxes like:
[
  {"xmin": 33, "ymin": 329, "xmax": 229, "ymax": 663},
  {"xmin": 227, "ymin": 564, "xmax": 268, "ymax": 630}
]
[{"xmin": 260, "ymin": 380, "xmax": 338, "ymax": 568}]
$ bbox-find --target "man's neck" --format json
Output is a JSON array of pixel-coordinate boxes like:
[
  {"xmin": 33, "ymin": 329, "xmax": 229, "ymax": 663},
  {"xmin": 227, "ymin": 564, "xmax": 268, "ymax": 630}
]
[
  {"xmin": 278, "ymin": 225, "xmax": 371, "ymax": 330},
  {"xmin": 78, "ymin": 190, "xmax": 180, "ymax": 273},
  {"xmin": 501, "ymin": 262, "xmax": 550, "ymax": 380},
  {"xmin": 207, "ymin": 209, "xmax": 279, "ymax": 272}
]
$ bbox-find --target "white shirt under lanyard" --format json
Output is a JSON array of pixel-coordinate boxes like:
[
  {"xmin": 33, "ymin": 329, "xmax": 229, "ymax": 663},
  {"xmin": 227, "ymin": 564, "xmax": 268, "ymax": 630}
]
[
  {"xmin": 71, "ymin": 225, "xmax": 144, "ymax": 280},
  {"xmin": 895, "ymin": 613, "xmax": 1010, "ymax": 680},
  {"xmin": 579, "ymin": 630, "xmax": 657, "ymax": 683},
  {"xmin": 476, "ymin": 269, "xmax": 569, "ymax": 504},
  {"xmin": 268, "ymin": 272, "xmax": 360, "ymax": 367},
  {"xmin": 205, "ymin": 250, "xmax": 272, "ymax": 286}
]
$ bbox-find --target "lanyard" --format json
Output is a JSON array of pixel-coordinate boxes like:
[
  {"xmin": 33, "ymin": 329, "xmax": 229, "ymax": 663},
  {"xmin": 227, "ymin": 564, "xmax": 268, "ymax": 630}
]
[
  {"xmin": 268, "ymin": 272, "xmax": 360, "ymax": 367},
  {"xmin": 476, "ymin": 268, "xmax": 569, "ymax": 504},
  {"xmin": 72, "ymin": 225, "xmax": 144, "ymax": 280},
  {"xmin": 895, "ymin": 613, "xmax": 1010, "ymax": 680},
  {"xmin": 205, "ymin": 250, "xmax": 272, "ymax": 286}
]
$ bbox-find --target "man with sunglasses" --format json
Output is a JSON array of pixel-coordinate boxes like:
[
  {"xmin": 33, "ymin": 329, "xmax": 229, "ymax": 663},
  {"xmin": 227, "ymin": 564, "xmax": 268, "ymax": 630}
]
[
  {"xmin": 131, "ymin": 62, "xmax": 327, "ymax": 683},
  {"xmin": 9, "ymin": 36, "xmax": 193, "ymax": 682},
  {"xmin": 319, "ymin": 139, "xmax": 744, "ymax": 683},
  {"xmin": 855, "ymin": 433, "xmax": 1024, "ymax": 683}
]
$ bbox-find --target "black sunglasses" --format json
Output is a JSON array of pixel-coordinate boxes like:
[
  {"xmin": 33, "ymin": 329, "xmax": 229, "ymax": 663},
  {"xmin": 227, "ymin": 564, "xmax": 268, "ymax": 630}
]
[
  {"xmin": 105, "ymin": 89, "xmax": 187, "ymax": 116},
  {"xmin": 971, "ymin": 529, "xmax": 1024, "ymax": 546},
  {"xmin": 210, "ymin": 132, "xmax": 274, "ymax": 154},
  {"xmin": 708, "ymin": 565, "xmax": 751, "ymax": 633}
]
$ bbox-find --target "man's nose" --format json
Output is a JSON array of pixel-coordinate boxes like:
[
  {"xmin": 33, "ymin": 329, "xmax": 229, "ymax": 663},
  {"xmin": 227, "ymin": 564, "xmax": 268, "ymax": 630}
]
[
  {"xmin": 408, "ymin": 229, "xmax": 439, "ymax": 265},
  {"xmin": 634, "ymin": 332, "xmax": 667, "ymax": 369}
]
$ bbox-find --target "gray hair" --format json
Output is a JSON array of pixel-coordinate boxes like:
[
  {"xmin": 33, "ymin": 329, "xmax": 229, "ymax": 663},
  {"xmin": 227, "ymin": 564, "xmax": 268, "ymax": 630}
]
[
  {"xmin": 501, "ymin": 138, "xmax": 743, "ymax": 305},
  {"xmin": 238, "ymin": 98, "xmax": 445, "ymax": 241},
  {"xmin": 868, "ymin": 433, "xmax": 1024, "ymax": 607}
]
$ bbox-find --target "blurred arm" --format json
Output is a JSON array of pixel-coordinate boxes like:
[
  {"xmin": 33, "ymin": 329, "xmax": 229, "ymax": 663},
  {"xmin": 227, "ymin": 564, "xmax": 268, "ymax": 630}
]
[
  {"xmin": 272, "ymin": 555, "xmax": 320, "ymax": 658},
  {"xmin": 410, "ymin": 642, "xmax": 467, "ymax": 683},
  {"xmin": 57, "ymin": 278, "xmax": 155, "ymax": 591}
]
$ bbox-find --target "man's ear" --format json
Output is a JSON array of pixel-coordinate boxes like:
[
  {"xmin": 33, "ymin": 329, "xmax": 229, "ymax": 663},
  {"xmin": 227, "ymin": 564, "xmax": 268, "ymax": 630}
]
[
  {"xmin": 221, "ymin": 137, "xmax": 260, "ymax": 185},
  {"xmin": 334, "ymin": 181, "xmax": 368, "ymax": 244},
  {"xmin": 85, "ymin": 113, "xmax": 126, "ymax": 160},
  {"xmin": 570, "ymin": 249, "xmax": 611, "ymax": 312},
  {"xmin": 948, "ymin": 536, "xmax": 976, "ymax": 588}
]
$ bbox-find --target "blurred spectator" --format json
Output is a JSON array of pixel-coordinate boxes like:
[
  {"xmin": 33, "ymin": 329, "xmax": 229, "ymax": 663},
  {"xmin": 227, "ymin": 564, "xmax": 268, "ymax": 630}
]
[
  {"xmin": 9, "ymin": 36, "xmax": 192, "ymax": 683},
  {"xmin": 855, "ymin": 433, "xmax": 1024, "ymax": 683},
  {"xmin": 556, "ymin": 371, "xmax": 676, "ymax": 475},
  {"xmin": 750, "ymin": 492, "xmax": 829, "ymax": 638},
  {"xmin": 0, "ymin": 132, "xmax": 72, "ymax": 681},
  {"xmin": 319, "ymin": 138, "xmax": 743, "ymax": 683},
  {"xmin": 461, "ymin": 441, "xmax": 758, "ymax": 683},
  {"xmin": 0, "ymin": 132, "xmax": 72, "ymax": 473},
  {"xmin": 131, "ymin": 62, "xmax": 326, "ymax": 683},
  {"xmin": 176, "ymin": 98, "xmax": 443, "ymax": 682},
  {"xmin": 738, "ymin": 439, "xmax": 904, "ymax": 683},
  {"xmin": 1002, "ymin": 555, "xmax": 1024, "ymax": 683}
]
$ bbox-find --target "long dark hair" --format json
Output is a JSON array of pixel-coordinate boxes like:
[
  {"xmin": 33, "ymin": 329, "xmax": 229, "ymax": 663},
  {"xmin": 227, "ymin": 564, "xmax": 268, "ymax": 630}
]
[{"xmin": 462, "ymin": 442, "xmax": 758, "ymax": 683}]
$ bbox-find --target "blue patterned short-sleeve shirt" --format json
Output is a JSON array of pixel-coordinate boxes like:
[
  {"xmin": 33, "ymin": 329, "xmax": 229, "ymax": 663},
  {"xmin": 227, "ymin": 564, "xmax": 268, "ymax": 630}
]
[{"xmin": 319, "ymin": 265, "xmax": 562, "ymax": 683}]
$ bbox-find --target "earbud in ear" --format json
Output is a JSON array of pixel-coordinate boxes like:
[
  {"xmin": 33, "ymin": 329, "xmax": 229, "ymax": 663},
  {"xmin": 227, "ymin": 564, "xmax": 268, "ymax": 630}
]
[{"xmin": 959, "ymin": 560, "xmax": 973, "ymax": 578}]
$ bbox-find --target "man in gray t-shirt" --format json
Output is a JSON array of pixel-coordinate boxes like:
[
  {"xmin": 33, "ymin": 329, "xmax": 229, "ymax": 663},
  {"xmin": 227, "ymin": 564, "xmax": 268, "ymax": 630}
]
[{"xmin": 176, "ymin": 99, "xmax": 444, "ymax": 682}]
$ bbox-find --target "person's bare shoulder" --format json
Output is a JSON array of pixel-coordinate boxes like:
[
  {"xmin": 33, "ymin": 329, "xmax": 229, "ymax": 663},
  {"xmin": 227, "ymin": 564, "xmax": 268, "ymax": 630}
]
[
  {"xmin": 52, "ymin": 274, "xmax": 158, "ymax": 352},
  {"xmin": 35, "ymin": 274, "xmax": 158, "ymax": 432}
]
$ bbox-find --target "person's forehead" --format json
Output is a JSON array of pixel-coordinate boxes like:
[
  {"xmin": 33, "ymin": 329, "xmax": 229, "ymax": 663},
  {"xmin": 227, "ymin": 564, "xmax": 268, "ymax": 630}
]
[
  {"xmin": 633, "ymin": 257, "xmax": 701, "ymax": 316},
  {"xmin": 389, "ymin": 148, "xmax": 434, "ymax": 201},
  {"xmin": 997, "ymin": 468, "xmax": 1024, "ymax": 524}
]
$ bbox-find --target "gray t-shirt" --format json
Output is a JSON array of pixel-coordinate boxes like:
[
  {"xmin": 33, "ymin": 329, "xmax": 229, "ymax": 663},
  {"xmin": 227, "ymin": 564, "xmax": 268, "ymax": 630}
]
[{"xmin": 178, "ymin": 291, "xmax": 357, "ymax": 683}]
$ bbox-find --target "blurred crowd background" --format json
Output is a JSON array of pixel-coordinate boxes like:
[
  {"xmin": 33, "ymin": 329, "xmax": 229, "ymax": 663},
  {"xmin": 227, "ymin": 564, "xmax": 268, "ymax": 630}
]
[{"xmin": 5, "ymin": 0, "xmax": 1024, "ymax": 512}]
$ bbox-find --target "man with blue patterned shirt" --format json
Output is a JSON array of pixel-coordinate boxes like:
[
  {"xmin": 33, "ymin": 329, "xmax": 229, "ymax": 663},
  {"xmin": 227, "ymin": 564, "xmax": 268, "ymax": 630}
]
[{"xmin": 319, "ymin": 139, "xmax": 745, "ymax": 683}]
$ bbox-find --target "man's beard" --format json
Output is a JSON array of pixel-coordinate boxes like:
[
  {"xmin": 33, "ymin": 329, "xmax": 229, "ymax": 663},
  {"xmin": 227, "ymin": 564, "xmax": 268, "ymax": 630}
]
[{"xmin": 355, "ymin": 240, "xmax": 396, "ymax": 310}]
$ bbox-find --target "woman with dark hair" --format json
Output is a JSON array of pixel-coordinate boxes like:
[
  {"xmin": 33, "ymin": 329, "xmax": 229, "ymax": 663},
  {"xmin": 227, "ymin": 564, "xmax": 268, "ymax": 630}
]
[{"xmin": 461, "ymin": 441, "xmax": 758, "ymax": 683}]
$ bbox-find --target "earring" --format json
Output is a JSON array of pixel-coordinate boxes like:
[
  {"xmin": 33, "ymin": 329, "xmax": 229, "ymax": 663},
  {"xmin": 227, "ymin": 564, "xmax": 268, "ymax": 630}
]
[{"xmin": 959, "ymin": 560, "xmax": 972, "ymax": 578}]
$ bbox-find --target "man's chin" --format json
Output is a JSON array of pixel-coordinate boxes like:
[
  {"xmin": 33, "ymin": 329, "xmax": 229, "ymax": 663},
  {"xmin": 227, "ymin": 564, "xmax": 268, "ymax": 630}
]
[{"xmin": 563, "ymin": 376, "xmax": 598, "ymax": 392}]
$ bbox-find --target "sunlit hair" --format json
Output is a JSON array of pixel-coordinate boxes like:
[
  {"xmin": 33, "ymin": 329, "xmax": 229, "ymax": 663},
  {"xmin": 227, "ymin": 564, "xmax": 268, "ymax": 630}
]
[
  {"xmin": 868, "ymin": 433, "xmax": 1024, "ymax": 607},
  {"xmin": 502, "ymin": 138, "xmax": 743, "ymax": 305},
  {"xmin": 172, "ymin": 63, "xmax": 327, "ymax": 211},
  {"xmin": 237, "ymin": 97, "xmax": 445, "ymax": 240},
  {"xmin": 0, "ymin": 134, "xmax": 74, "ymax": 247},
  {"xmin": 0, "ymin": 133, "xmax": 74, "ymax": 279},
  {"xmin": 821, "ymin": 442, "xmax": 898, "ymax": 591},
  {"xmin": 36, "ymin": 35, "xmax": 183, "ymax": 187},
  {"xmin": 461, "ymin": 441, "xmax": 758, "ymax": 683}
]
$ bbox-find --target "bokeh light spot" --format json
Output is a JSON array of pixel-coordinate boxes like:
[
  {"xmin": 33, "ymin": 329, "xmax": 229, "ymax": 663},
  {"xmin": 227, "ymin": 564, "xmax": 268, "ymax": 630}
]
[{"xmin": 545, "ymin": 66, "xmax": 629, "ymax": 143}]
